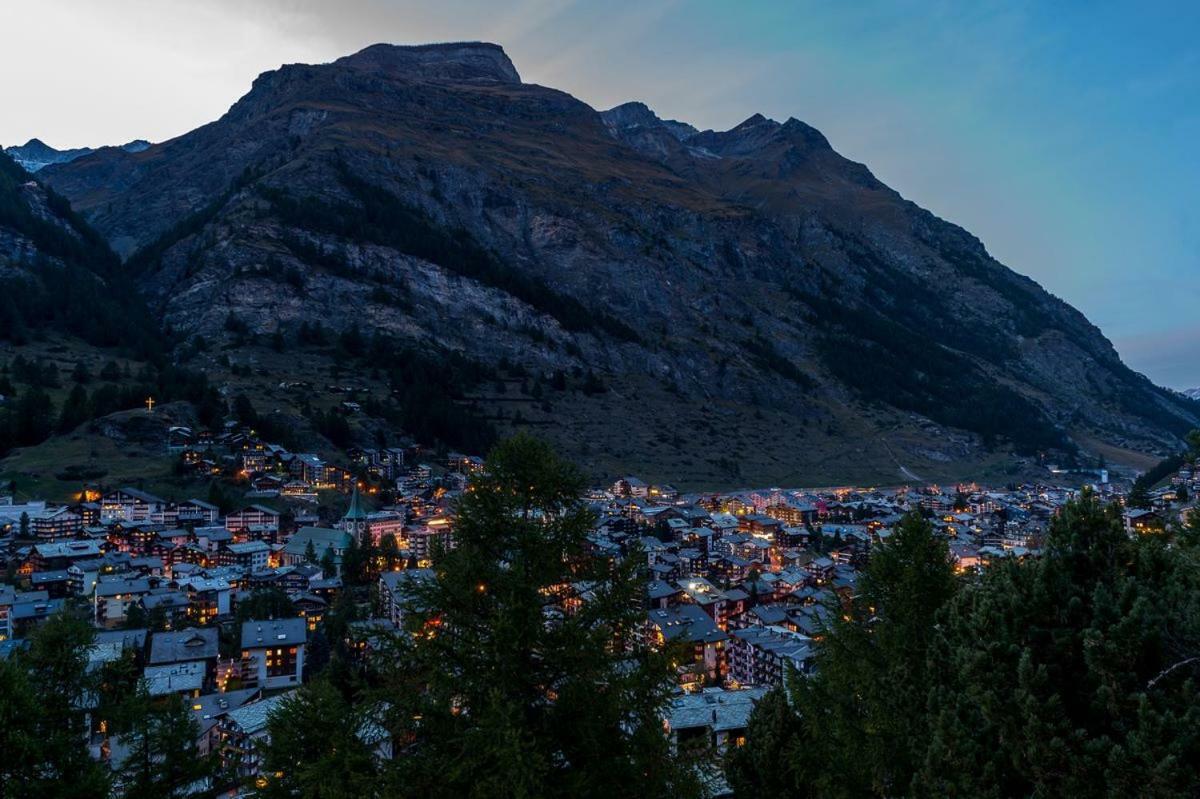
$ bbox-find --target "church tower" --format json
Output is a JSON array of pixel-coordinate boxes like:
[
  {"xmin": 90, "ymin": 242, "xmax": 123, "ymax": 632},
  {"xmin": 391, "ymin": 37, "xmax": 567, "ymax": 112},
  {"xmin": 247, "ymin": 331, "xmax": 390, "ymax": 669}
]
[{"xmin": 342, "ymin": 484, "xmax": 370, "ymax": 545}]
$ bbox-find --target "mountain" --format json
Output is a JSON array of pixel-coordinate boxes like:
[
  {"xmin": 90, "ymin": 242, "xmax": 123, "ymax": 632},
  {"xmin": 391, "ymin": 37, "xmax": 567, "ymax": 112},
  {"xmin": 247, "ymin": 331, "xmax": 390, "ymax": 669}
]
[
  {"xmin": 37, "ymin": 42, "xmax": 1199, "ymax": 485},
  {"xmin": 1185, "ymin": 388, "xmax": 1200, "ymax": 401},
  {"xmin": 4, "ymin": 138, "xmax": 150, "ymax": 173},
  {"xmin": 0, "ymin": 149, "xmax": 155, "ymax": 348}
]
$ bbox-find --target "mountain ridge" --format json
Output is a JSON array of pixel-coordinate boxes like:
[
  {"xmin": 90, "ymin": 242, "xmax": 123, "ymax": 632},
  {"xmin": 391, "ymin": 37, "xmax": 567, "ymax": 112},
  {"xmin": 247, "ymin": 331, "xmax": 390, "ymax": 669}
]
[
  {"xmin": 4, "ymin": 137, "xmax": 150, "ymax": 173},
  {"xmin": 35, "ymin": 41, "xmax": 1198, "ymax": 484}
]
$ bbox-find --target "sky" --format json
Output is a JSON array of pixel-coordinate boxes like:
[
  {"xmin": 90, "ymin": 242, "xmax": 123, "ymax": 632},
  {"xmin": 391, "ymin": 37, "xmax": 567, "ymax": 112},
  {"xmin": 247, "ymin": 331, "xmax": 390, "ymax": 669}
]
[{"xmin": 2, "ymin": 0, "xmax": 1196, "ymax": 388}]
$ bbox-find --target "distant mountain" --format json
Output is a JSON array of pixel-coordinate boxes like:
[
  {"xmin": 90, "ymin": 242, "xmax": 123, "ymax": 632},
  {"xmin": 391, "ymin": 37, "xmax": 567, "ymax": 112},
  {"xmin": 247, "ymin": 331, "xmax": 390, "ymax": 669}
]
[
  {"xmin": 1185, "ymin": 388, "xmax": 1200, "ymax": 401},
  {"xmin": 36, "ymin": 42, "xmax": 1200, "ymax": 484},
  {"xmin": 0, "ymin": 150, "xmax": 152, "ymax": 348},
  {"xmin": 4, "ymin": 137, "xmax": 150, "ymax": 173}
]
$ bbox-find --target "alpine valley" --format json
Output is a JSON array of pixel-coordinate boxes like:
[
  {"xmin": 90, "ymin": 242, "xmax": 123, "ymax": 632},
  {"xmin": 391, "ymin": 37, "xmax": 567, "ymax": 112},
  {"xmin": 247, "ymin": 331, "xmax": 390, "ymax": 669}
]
[{"xmin": 5, "ymin": 42, "xmax": 1197, "ymax": 488}]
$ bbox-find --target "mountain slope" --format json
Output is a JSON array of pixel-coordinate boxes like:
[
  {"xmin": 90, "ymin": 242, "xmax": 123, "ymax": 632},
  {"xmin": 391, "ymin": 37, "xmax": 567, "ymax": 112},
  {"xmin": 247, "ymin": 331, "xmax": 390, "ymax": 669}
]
[
  {"xmin": 0, "ymin": 149, "xmax": 159, "ymax": 349},
  {"xmin": 39, "ymin": 42, "xmax": 1198, "ymax": 484}
]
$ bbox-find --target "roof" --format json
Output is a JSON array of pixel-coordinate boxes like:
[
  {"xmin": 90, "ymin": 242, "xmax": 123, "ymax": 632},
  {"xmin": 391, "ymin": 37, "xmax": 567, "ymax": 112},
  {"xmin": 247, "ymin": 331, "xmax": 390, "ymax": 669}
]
[
  {"xmin": 667, "ymin": 687, "xmax": 768, "ymax": 733},
  {"xmin": 232, "ymin": 504, "xmax": 280, "ymax": 516},
  {"xmin": 143, "ymin": 661, "xmax": 206, "ymax": 696},
  {"xmin": 226, "ymin": 541, "xmax": 270, "ymax": 554},
  {"xmin": 241, "ymin": 617, "xmax": 307, "ymax": 649},
  {"xmin": 149, "ymin": 628, "xmax": 219, "ymax": 664},
  {"xmin": 192, "ymin": 687, "xmax": 262, "ymax": 735},
  {"xmin": 94, "ymin": 578, "xmax": 151, "ymax": 597},
  {"xmin": 647, "ymin": 604, "xmax": 726, "ymax": 644},
  {"xmin": 115, "ymin": 487, "xmax": 165, "ymax": 503},
  {"xmin": 12, "ymin": 597, "xmax": 64, "ymax": 619},
  {"xmin": 283, "ymin": 527, "xmax": 351, "ymax": 557},
  {"xmin": 33, "ymin": 540, "xmax": 102, "ymax": 559},
  {"xmin": 343, "ymin": 484, "xmax": 369, "ymax": 521},
  {"xmin": 223, "ymin": 692, "xmax": 294, "ymax": 736},
  {"xmin": 142, "ymin": 591, "xmax": 189, "ymax": 610},
  {"xmin": 730, "ymin": 625, "xmax": 813, "ymax": 664}
]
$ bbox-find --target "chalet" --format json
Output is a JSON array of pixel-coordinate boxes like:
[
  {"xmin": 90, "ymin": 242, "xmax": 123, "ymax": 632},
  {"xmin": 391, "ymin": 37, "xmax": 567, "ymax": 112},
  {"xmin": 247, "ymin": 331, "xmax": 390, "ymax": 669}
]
[
  {"xmin": 101, "ymin": 488, "xmax": 167, "ymax": 523},
  {"xmin": 176, "ymin": 576, "xmax": 232, "ymax": 624},
  {"xmin": 665, "ymin": 687, "xmax": 766, "ymax": 753},
  {"xmin": 292, "ymin": 592, "xmax": 327, "ymax": 631},
  {"xmin": 226, "ymin": 505, "xmax": 280, "ymax": 535},
  {"xmin": 192, "ymin": 687, "xmax": 261, "ymax": 756},
  {"xmin": 727, "ymin": 626, "xmax": 814, "ymax": 686},
  {"xmin": 240, "ymin": 618, "xmax": 307, "ymax": 690},
  {"xmin": 612, "ymin": 476, "xmax": 649, "ymax": 498},
  {"xmin": 1124, "ymin": 508, "xmax": 1163, "ymax": 535},
  {"xmin": 218, "ymin": 692, "xmax": 294, "ymax": 781},
  {"xmin": 378, "ymin": 568, "xmax": 435, "ymax": 629},
  {"xmin": 353, "ymin": 447, "xmax": 408, "ymax": 479},
  {"xmin": 94, "ymin": 577, "xmax": 152, "ymax": 627},
  {"xmin": 176, "ymin": 499, "xmax": 220, "ymax": 526},
  {"xmin": 148, "ymin": 627, "xmax": 219, "ymax": 692},
  {"xmin": 220, "ymin": 540, "xmax": 270, "ymax": 573},
  {"xmin": 29, "ymin": 570, "xmax": 72, "ymax": 598},
  {"xmin": 30, "ymin": 540, "xmax": 102, "ymax": 572},
  {"xmin": 27, "ymin": 507, "xmax": 83, "ymax": 540},
  {"xmin": 194, "ymin": 526, "xmax": 233, "ymax": 553},
  {"xmin": 646, "ymin": 603, "xmax": 728, "ymax": 688},
  {"xmin": 10, "ymin": 593, "xmax": 65, "ymax": 637},
  {"xmin": 286, "ymin": 453, "xmax": 325, "ymax": 484},
  {"xmin": 140, "ymin": 589, "xmax": 191, "ymax": 625}
]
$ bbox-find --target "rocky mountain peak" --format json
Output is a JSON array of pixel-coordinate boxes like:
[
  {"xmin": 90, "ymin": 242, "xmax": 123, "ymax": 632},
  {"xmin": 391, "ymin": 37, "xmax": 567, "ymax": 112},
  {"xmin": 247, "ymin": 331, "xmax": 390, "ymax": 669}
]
[
  {"xmin": 17, "ymin": 137, "xmax": 53, "ymax": 154},
  {"xmin": 333, "ymin": 41, "xmax": 521, "ymax": 84},
  {"xmin": 780, "ymin": 117, "xmax": 831, "ymax": 149},
  {"xmin": 600, "ymin": 102, "xmax": 699, "ymax": 141}
]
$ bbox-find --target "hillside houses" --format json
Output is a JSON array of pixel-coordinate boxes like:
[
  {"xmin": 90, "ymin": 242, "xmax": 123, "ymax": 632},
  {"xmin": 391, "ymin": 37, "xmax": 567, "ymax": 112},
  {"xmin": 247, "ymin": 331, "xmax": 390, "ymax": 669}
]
[{"xmin": 0, "ymin": 448, "xmax": 1194, "ymax": 792}]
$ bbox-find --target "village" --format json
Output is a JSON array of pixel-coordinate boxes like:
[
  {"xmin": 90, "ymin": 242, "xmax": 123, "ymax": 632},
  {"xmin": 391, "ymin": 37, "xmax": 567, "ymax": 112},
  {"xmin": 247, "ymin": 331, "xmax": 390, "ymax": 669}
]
[{"xmin": 1, "ymin": 418, "xmax": 1197, "ymax": 794}]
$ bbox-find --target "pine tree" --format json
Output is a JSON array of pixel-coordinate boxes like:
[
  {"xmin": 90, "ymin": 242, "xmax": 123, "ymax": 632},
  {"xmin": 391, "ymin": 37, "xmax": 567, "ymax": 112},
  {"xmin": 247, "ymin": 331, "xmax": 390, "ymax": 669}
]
[
  {"xmin": 320, "ymin": 546, "xmax": 338, "ymax": 579},
  {"xmin": 14, "ymin": 611, "xmax": 111, "ymax": 798},
  {"xmin": 57, "ymin": 384, "xmax": 90, "ymax": 432},
  {"xmin": 377, "ymin": 434, "xmax": 700, "ymax": 798},
  {"xmin": 736, "ymin": 512, "xmax": 957, "ymax": 798},
  {"xmin": 255, "ymin": 679, "xmax": 379, "ymax": 798},
  {"xmin": 916, "ymin": 490, "xmax": 1200, "ymax": 796},
  {"xmin": 725, "ymin": 688, "xmax": 805, "ymax": 797},
  {"xmin": 118, "ymin": 687, "xmax": 216, "ymax": 799}
]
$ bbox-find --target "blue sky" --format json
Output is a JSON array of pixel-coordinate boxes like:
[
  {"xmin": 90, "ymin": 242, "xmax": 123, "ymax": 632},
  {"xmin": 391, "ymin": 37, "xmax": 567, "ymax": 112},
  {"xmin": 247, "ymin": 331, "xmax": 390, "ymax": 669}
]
[{"xmin": 4, "ymin": 0, "xmax": 1196, "ymax": 387}]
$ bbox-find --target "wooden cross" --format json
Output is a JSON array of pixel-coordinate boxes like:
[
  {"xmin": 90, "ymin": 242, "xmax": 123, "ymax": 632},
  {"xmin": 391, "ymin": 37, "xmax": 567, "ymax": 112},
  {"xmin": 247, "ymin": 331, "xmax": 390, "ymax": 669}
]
[{"xmin": 145, "ymin": 396, "xmax": 155, "ymax": 412}]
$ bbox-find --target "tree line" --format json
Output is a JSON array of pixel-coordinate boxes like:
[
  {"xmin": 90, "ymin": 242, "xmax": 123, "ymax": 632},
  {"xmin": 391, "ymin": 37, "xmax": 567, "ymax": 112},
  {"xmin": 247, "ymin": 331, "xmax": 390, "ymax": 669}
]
[{"xmin": 728, "ymin": 487, "xmax": 1200, "ymax": 797}]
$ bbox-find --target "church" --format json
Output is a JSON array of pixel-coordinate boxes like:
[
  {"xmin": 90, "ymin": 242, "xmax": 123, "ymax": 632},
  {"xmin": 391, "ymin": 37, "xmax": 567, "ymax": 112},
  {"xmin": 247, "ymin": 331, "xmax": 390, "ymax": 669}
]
[{"xmin": 340, "ymin": 484, "xmax": 404, "ymax": 546}]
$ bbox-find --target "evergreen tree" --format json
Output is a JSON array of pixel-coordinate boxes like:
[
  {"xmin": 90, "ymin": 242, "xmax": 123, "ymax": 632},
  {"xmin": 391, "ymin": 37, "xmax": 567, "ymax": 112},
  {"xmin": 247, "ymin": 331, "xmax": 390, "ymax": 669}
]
[
  {"xmin": 320, "ymin": 546, "xmax": 338, "ymax": 579},
  {"xmin": 0, "ymin": 655, "xmax": 43, "ymax": 794},
  {"xmin": 11, "ymin": 611, "xmax": 110, "ymax": 798},
  {"xmin": 377, "ymin": 434, "xmax": 700, "ymax": 798},
  {"xmin": 255, "ymin": 679, "xmax": 379, "ymax": 798},
  {"xmin": 916, "ymin": 490, "xmax": 1200, "ymax": 797},
  {"xmin": 735, "ymin": 512, "xmax": 957, "ymax": 798},
  {"xmin": 1129, "ymin": 481, "xmax": 1153, "ymax": 509},
  {"xmin": 725, "ymin": 688, "xmax": 805, "ymax": 797},
  {"xmin": 117, "ymin": 687, "xmax": 216, "ymax": 799},
  {"xmin": 57, "ymin": 384, "xmax": 91, "ymax": 432}
]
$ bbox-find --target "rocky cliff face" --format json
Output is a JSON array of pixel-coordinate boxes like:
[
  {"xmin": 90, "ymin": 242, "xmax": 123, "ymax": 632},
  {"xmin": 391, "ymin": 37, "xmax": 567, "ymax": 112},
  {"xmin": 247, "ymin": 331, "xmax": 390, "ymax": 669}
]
[{"xmin": 39, "ymin": 42, "xmax": 1199, "ymax": 482}]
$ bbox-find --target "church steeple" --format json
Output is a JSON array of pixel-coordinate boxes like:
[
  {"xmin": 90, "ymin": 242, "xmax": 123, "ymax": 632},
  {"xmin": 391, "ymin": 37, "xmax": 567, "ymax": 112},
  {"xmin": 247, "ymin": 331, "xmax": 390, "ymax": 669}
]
[{"xmin": 342, "ymin": 483, "xmax": 370, "ymax": 544}]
